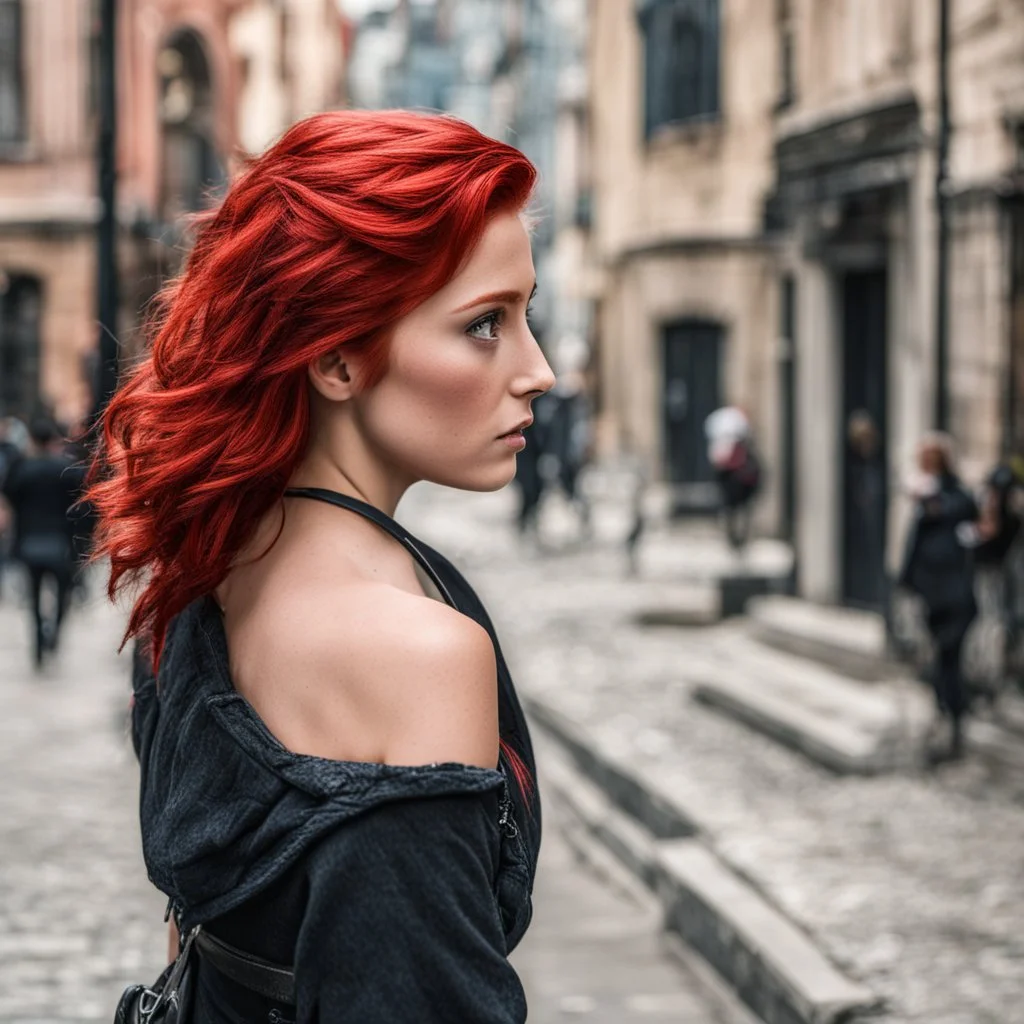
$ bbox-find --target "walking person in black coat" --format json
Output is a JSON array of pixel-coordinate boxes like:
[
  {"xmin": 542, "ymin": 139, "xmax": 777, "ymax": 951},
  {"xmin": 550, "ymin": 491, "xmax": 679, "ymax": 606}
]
[
  {"xmin": 0, "ymin": 416, "xmax": 86, "ymax": 668},
  {"xmin": 899, "ymin": 433, "xmax": 979, "ymax": 763}
]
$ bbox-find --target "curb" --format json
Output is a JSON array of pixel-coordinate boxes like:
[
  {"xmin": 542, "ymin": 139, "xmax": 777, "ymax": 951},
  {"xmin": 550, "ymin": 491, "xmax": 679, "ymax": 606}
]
[
  {"xmin": 530, "ymin": 698, "xmax": 881, "ymax": 1024},
  {"xmin": 526, "ymin": 696, "xmax": 700, "ymax": 839}
]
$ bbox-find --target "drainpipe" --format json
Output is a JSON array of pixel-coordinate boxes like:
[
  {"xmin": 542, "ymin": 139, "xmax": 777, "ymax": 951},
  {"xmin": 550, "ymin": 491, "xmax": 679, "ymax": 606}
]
[
  {"xmin": 94, "ymin": 0, "xmax": 119, "ymax": 422},
  {"xmin": 935, "ymin": 0, "xmax": 951, "ymax": 431}
]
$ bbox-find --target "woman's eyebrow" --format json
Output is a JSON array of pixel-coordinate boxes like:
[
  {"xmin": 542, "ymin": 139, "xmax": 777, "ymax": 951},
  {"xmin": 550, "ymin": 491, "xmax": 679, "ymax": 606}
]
[{"xmin": 453, "ymin": 282, "xmax": 538, "ymax": 314}]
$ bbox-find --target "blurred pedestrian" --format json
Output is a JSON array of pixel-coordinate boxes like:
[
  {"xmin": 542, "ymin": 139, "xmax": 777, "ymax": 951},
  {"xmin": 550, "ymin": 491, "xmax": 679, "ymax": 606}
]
[
  {"xmin": 845, "ymin": 410, "xmax": 887, "ymax": 609},
  {"xmin": 515, "ymin": 389, "xmax": 552, "ymax": 535},
  {"xmin": 0, "ymin": 416, "xmax": 29, "ymax": 599},
  {"xmin": 974, "ymin": 461, "xmax": 1023, "ymax": 569},
  {"xmin": 546, "ymin": 365, "xmax": 593, "ymax": 535},
  {"xmin": 898, "ymin": 433, "xmax": 979, "ymax": 763},
  {"xmin": 705, "ymin": 405, "xmax": 761, "ymax": 550},
  {"xmin": 0, "ymin": 415, "xmax": 85, "ymax": 668},
  {"xmin": 61, "ymin": 417, "xmax": 97, "ymax": 598}
]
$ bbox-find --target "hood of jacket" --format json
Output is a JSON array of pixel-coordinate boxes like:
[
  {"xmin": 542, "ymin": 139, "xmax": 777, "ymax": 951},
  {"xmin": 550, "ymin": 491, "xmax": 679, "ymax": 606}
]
[{"xmin": 132, "ymin": 595, "xmax": 512, "ymax": 932}]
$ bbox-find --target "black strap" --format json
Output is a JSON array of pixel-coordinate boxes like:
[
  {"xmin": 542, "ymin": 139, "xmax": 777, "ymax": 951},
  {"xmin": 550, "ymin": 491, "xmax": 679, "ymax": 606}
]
[
  {"xmin": 283, "ymin": 487, "xmax": 457, "ymax": 607},
  {"xmin": 195, "ymin": 928, "xmax": 295, "ymax": 1005}
]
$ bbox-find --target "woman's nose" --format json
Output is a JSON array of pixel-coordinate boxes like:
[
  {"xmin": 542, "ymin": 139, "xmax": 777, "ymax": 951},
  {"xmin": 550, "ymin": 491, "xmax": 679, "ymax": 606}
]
[{"xmin": 513, "ymin": 335, "xmax": 556, "ymax": 398}]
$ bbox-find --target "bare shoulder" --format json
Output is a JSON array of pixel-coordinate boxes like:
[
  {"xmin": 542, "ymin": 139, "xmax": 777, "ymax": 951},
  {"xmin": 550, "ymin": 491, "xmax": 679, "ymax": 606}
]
[{"xmin": 244, "ymin": 578, "xmax": 499, "ymax": 770}]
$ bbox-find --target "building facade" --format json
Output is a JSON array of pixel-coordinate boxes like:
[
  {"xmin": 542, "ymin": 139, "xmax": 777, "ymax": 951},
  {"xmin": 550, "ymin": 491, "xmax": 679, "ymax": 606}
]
[
  {"xmin": 0, "ymin": 0, "xmax": 344, "ymax": 428},
  {"xmin": 586, "ymin": 0, "xmax": 780, "ymax": 517},
  {"xmin": 771, "ymin": 0, "xmax": 1024, "ymax": 608},
  {"xmin": 588, "ymin": 0, "xmax": 1024, "ymax": 613}
]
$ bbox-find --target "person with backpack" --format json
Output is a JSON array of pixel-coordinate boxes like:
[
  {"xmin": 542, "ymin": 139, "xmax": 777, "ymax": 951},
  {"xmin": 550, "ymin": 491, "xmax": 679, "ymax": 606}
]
[{"xmin": 705, "ymin": 405, "xmax": 762, "ymax": 550}]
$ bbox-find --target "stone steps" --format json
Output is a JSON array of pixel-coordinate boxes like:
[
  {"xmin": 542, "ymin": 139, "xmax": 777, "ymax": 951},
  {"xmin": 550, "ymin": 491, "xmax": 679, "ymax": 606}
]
[
  {"xmin": 533, "ymin": 719, "xmax": 880, "ymax": 1024},
  {"xmin": 746, "ymin": 595, "xmax": 900, "ymax": 682},
  {"xmin": 689, "ymin": 631, "xmax": 932, "ymax": 775},
  {"xmin": 691, "ymin": 620, "xmax": 1024, "ymax": 780}
]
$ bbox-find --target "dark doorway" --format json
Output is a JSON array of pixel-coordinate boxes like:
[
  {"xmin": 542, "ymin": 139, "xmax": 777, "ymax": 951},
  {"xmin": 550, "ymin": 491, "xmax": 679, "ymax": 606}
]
[
  {"xmin": 779, "ymin": 275, "xmax": 797, "ymax": 541},
  {"xmin": 662, "ymin": 320, "xmax": 723, "ymax": 509},
  {"xmin": 0, "ymin": 272, "xmax": 42, "ymax": 419},
  {"xmin": 841, "ymin": 269, "xmax": 888, "ymax": 610}
]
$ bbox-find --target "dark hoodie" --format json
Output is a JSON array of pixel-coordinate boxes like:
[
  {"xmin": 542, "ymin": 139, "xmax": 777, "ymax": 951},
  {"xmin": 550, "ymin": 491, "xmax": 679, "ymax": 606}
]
[{"xmin": 131, "ymin": 497, "xmax": 539, "ymax": 1023}]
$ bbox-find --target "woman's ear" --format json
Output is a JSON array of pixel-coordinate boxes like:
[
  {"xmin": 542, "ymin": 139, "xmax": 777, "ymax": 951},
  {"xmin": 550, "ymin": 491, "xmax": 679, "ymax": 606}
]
[{"xmin": 308, "ymin": 350, "xmax": 355, "ymax": 402}]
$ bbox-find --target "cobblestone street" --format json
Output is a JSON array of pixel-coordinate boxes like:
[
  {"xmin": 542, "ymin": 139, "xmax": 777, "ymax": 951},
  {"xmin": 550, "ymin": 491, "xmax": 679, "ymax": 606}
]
[
  {"xmin": 401, "ymin": 482, "xmax": 1024, "ymax": 1024},
  {"xmin": 0, "ymin": 506, "xmax": 734, "ymax": 1022},
  {"xmin": 4, "ymin": 478, "xmax": 1023, "ymax": 1022}
]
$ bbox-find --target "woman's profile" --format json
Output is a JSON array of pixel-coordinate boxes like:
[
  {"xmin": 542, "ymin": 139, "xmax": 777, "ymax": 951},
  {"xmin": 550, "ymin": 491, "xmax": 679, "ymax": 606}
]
[{"xmin": 90, "ymin": 110, "xmax": 554, "ymax": 1022}]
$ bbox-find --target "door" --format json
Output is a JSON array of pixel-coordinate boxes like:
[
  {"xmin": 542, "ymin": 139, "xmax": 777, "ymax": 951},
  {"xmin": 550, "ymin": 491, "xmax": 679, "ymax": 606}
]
[
  {"xmin": 0, "ymin": 274, "xmax": 42, "ymax": 420},
  {"xmin": 779, "ymin": 276, "xmax": 797, "ymax": 542},
  {"xmin": 841, "ymin": 269, "xmax": 888, "ymax": 610},
  {"xmin": 662, "ymin": 321, "xmax": 723, "ymax": 499}
]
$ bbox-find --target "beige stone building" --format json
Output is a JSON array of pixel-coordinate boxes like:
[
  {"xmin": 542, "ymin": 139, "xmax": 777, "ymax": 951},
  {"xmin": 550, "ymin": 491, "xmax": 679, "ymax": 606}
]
[
  {"xmin": 772, "ymin": 0, "xmax": 1024, "ymax": 608},
  {"xmin": 588, "ymin": 0, "xmax": 1024, "ymax": 611},
  {"xmin": 0, "ymin": 0, "xmax": 344, "ymax": 428},
  {"xmin": 587, "ymin": 0, "xmax": 780, "ymax": 517}
]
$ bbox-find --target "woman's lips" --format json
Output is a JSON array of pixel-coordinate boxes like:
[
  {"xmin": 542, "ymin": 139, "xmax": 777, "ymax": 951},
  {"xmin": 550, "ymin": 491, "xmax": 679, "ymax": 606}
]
[{"xmin": 498, "ymin": 430, "xmax": 527, "ymax": 451}]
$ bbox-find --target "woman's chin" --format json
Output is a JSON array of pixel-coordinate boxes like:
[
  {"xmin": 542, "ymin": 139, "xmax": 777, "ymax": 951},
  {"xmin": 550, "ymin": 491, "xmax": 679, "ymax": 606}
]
[{"xmin": 429, "ymin": 458, "xmax": 519, "ymax": 494}]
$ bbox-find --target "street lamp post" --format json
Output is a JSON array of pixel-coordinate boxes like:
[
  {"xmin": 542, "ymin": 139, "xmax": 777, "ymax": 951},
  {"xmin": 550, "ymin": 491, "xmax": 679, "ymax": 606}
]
[
  {"xmin": 935, "ymin": 0, "xmax": 951, "ymax": 431},
  {"xmin": 93, "ymin": 0, "xmax": 119, "ymax": 422}
]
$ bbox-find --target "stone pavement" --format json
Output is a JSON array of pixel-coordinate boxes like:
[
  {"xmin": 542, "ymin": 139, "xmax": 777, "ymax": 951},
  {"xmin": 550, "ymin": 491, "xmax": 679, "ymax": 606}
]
[
  {"xmin": 0, "ymin": 555, "xmax": 733, "ymax": 1021},
  {"xmin": 400, "ymin": 482, "xmax": 1024, "ymax": 1024},
  {"xmin": 0, "ymin": 575, "xmax": 167, "ymax": 1021}
]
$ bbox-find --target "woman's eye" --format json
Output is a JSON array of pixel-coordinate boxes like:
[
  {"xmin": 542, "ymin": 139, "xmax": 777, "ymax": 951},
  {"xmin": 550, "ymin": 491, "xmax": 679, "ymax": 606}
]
[{"xmin": 466, "ymin": 310, "xmax": 504, "ymax": 343}]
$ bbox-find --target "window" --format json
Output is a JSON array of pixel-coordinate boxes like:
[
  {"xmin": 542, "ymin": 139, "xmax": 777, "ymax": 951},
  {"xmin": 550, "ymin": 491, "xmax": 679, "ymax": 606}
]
[
  {"xmin": 777, "ymin": 0, "xmax": 796, "ymax": 110},
  {"xmin": 0, "ymin": 273, "xmax": 42, "ymax": 419},
  {"xmin": 0, "ymin": 0, "xmax": 24, "ymax": 144},
  {"xmin": 639, "ymin": 0, "xmax": 720, "ymax": 137}
]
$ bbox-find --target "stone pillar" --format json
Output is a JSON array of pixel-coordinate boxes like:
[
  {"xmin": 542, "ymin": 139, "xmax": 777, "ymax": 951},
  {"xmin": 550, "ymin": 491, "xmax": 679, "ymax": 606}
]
[{"xmin": 795, "ymin": 250, "xmax": 840, "ymax": 603}]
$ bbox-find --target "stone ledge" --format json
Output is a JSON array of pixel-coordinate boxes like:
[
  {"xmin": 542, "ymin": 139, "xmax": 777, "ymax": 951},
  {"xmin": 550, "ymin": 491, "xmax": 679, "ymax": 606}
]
[{"xmin": 538, "ymin": 726, "xmax": 880, "ymax": 1024}]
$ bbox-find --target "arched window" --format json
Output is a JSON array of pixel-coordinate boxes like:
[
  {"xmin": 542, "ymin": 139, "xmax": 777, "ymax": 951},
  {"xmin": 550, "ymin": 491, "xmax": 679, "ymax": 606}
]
[
  {"xmin": 0, "ymin": 0, "xmax": 24, "ymax": 144},
  {"xmin": 158, "ymin": 28, "xmax": 225, "ymax": 222},
  {"xmin": 0, "ymin": 272, "xmax": 42, "ymax": 419},
  {"xmin": 638, "ymin": 0, "xmax": 720, "ymax": 137}
]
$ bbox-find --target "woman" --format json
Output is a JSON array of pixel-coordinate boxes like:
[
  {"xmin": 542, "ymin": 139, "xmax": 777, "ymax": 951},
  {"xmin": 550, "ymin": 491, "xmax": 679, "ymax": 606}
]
[
  {"xmin": 91, "ymin": 111, "xmax": 554, "ymax": 1022},
  {"xmin": 899, "ymin": 433, "xmax": 979, "ymax": 763}
]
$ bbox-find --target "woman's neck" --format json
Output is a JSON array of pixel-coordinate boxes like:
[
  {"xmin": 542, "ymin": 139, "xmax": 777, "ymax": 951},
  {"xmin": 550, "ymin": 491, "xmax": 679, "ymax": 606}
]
[{"xmin": 288, "ymin": 450, "xmax": 412, "ymax": 517}]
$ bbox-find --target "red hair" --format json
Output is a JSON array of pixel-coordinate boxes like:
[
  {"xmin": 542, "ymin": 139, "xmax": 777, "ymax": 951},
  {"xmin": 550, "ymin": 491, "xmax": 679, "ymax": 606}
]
[{"xmin": 88, "ymin": 110, "xmax": 535, "ymax": 684}]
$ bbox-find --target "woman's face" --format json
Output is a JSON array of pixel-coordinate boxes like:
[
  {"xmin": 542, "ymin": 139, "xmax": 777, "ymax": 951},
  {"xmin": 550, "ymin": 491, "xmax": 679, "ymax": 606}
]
[{"xmin": 346, "ymin": 211, "xmax": 555, "ymax": 492}]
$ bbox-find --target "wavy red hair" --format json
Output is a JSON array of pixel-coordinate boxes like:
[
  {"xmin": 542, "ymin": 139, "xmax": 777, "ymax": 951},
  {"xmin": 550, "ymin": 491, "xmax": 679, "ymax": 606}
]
[{"xmin": 88, "ymin": 111, "xmax": 536, "ymax": 786}]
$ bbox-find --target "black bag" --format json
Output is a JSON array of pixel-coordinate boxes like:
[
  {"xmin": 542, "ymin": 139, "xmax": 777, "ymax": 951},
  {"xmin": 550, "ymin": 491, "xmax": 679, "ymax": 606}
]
[
  {"xmin": 115, "ymin": 922, "xmax": 296, "ymax": 1023},
  {"xmin": 115, "ymin": 926, "xmax": 198, "ymax": 1024}
]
